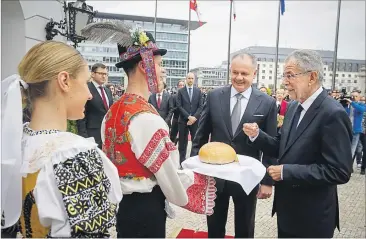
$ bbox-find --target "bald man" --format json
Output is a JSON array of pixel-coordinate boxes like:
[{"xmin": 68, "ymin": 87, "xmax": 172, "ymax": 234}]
[{"xmin": 176, "ymin": 72, "xmax": 203, "ymax": 164}]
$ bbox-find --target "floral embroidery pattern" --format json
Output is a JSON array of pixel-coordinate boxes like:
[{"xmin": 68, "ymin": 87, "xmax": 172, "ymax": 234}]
[
  {"xmin": 138, "ymin": 129, "xmax": 177, "ymax": 173},
  {"xmin": 184, "ymin": 174, "xmax": 216, "ymax": 216}
]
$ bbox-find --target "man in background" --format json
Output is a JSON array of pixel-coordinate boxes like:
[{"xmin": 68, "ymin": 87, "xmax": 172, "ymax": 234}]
[
  {"xmin": 168, "ymin": 80, "xmax": 185, "ymax": 144},
  {"xmin": 176, "ymin": 72, "xmax": 203, "ymax": 164},
  {"xmin": 77, "ymin": 63, "xmax": 113, "ymax": 149},
  {"xmin": 148, "ymin": 77, "xmax": 171, "ymax": 126}
]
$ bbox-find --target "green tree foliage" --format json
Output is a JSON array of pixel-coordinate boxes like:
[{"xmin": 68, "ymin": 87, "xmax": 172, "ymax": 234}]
[{"xmin": 67, "ymin": 120, "xmax": 78, "ymax": 134}]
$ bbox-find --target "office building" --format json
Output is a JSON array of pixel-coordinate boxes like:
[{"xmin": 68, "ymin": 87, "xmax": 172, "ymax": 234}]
[
  {"xmin": 76, "ymin": 12, "xmax": 204, "ymax": 86},
  {"xmin": 191, "ymin": 66, "xmax": 227, "ymax": 88}
]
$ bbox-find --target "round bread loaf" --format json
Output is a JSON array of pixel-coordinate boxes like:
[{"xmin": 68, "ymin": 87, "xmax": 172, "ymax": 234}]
[{"xmin": 199, "ymin": 142, "xmax": 238, "ymax": 164}]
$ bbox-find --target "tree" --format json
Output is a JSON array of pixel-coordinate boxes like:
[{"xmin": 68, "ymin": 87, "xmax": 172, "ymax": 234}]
[{"xmin": 67, "ymin": 120, "xmax": 78, "ymax": 134}]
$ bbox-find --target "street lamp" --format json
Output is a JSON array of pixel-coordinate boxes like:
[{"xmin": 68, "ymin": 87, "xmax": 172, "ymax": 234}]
[{"xmin": 45, "ymin": 0, "xmax": 96, "ymax": 47}]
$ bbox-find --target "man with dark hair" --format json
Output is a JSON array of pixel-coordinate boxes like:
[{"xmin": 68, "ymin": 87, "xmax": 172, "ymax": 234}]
[
  {"xmin": 168, "ymin": 80, "xmax": 185, "ymax": 144},
  {"xmin": 81, "ymin": 22, "xmax": 216, "ymax": 238},
  {"xmin": 177, "ymin": 72, "xmax": 203, "ymax": 164},
  {"xmin": 191, "ymin": 52, "xmax": 277, "ymax": 238},
  {"xmin": 149, "ymin": 75, "xmax": 171, "ymax": 126},
  {"xmin": 76, "ymin": 62, "xmax": 113, "ymax": 149}
]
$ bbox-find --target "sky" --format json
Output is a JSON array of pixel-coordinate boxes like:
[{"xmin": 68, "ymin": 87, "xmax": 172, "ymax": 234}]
[{"xmin": 87, "ymin": 0, "xmax": 366, "ymax": 69}]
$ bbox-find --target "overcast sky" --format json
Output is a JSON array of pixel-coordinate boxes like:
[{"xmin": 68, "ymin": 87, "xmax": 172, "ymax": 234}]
[{"xmin": 88, "ymin": 1, "xmax": 365, "ymax": 69}]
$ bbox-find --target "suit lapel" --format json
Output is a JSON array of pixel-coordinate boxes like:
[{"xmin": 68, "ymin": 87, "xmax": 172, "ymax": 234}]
[
  {"xmin": 183, "ymin": 86, "xmax": 190, "ymax": 102},
  {"xmin": 220, "ymin": 86, "xmax": 233, "ymax": 138},
  {"xmin": 162, "ymin": 92, "xmax": 168, "ymax": 108},
  {"xmin": 281, "ymin": 90, "xmax": 328, "ymax": 157},
  {"xmin": 151, "ymin": 93, "xmax": 157, "ymax": 108},
  {"xmin": 89, "ymin": 82, "xmax": 106, "ymax": 111},
  {"xmin": 233, "ymin": 88, "xmax": 262, "ymax": 138}
]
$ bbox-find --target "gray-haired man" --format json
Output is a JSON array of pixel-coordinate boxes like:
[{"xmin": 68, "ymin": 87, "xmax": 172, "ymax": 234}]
[{"xmin": 244, "ymin": 49, "xmax": 353, "ymax": 238}]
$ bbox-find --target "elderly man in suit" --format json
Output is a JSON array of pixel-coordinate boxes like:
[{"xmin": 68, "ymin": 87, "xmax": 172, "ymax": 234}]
[
  {"xmin": 191, "ymin": 52, "xmax": 277, "ymax": 238},
  {"xmin": 77, "ymin": 63, "xmax": 114, "ymax": 149},
  {"xmin": 148, "ymin": 76, "xmax": 171, "ymax": 126},
  {"xmin": 176, "ymin": 72, "xmax": 203, "ymax": 164},
  {"xmin": 243, "ymin": 49, "xmax": 353, "ymax": 238}
]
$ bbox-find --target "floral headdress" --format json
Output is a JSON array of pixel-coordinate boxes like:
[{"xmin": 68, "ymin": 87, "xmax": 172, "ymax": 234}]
[{"xmin": 81, "ymin": 21, "xmax": 166, "ymax": 93}]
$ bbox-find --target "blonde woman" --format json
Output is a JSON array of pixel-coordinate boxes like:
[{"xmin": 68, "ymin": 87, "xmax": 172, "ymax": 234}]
[{"xmin": 1, "ymin": 41, "xmax": 122, "ymax": 238}]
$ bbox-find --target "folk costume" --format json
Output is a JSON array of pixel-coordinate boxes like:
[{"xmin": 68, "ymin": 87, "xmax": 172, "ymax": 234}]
[
  {"xmin": 1, "ymin": 75, "xmax": 123, "ymax": 237},
  {"xmin": 81, "ymin": 22, "xmax": 217, "ymax": 237}
]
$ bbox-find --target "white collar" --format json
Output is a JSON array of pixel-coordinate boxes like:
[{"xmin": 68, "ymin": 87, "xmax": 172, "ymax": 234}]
[
  {"xmin": 230, "ymin": 86, "xmax": 252, "ymax": 99},
  {"xmin": 92, "ymin": 80, "xmax": 104, "ymax": 89},
  {"xmin": 300, "ymin": 86, "xmax": 323, "ymax": 111}
]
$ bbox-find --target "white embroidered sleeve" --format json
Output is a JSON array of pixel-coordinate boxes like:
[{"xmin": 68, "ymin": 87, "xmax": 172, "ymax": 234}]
[{"xmin": 129, "ymin": 113, "xmax": 216, "ymax": 215}]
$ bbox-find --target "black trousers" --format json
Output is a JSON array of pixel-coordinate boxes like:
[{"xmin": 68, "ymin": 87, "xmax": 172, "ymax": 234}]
[
  {"xmin": 116, "ymin": 186, "xmax": 167, "ymax": 238},
  {"xmin": 170, "ymin": 117, "xmax": 179, "ymax": 144},
  {"xmin": 207, "ymin": 180, "xmax": 258, "ymax": 238},
  {"xmin": 87, "ymin": 128, "xmax": 102, "ymax": 149},
  {"xmin": 360, "ymin": 133, "xmax": 366, "ymax": 170},
  {"xmin": 178, "ymin": 121, "xmax": 198, "ymax": 164}
]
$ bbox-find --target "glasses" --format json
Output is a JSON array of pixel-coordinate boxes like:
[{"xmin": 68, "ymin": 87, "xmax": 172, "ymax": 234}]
[
  {"xmin": 282, "ymin": 71, "xmax": 312, "ymax": 80},
  {"xmin": 94, "ymin": 72, "xmax": 109, "ymax": 77}
]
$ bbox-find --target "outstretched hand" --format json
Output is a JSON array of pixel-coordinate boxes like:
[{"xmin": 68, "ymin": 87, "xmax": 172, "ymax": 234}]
[{"xmin": 243, "ymin": 123, "xmax": 259, "ymax": 138}]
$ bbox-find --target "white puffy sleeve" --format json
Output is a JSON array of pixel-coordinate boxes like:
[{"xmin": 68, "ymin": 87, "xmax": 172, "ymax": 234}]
[
  {"xmin": 34, "ymin": 139, "xmax": 122, "ymax": 237},
  {"xmin": 128, "ymin": 113, "xmax": 216, "ymax": 215}
]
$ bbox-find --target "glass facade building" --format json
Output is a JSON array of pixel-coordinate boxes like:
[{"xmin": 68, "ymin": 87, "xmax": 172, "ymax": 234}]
[{"xmin": 75, "ymin": 12, "xmax": 204, "ymax": 87}]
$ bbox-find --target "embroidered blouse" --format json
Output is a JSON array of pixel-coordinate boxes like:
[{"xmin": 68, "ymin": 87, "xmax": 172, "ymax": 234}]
[
  {"xmin": 101, "ymin": 93, "xmax": 216, "ymax": 216},
  {"xmin": 19, "ymin": 123, "xmax": 122, "ymax": 238}
]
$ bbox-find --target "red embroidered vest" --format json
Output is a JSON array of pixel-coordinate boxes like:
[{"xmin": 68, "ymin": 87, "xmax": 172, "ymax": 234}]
[{"xmin": 103, "ymin": 93, "xmax": 159, "ymax": 180}]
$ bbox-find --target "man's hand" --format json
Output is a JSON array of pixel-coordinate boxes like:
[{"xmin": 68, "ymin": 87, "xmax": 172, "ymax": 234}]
[
  {"xmin": 243, "ymin": 123, "xmax": 259, "ymax": 138},
  {"xmin": 257, "ymin": 184, "xmax": 273, "ymax": 199},
  {"xmin": 187, "ymin": 116, "xmax": 197, "ymax": 125},
  {"xmin": 267, "ymin": 165, "xmax": 283, "ymax": 181}
]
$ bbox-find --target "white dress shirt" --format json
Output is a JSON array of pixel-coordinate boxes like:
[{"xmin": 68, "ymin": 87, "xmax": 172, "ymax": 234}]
[
  {"xmin": 92, "ymin": 80, "xmax": 110, "ymax": 107},
  {"xmin": 296, "ymin": 86, "xmax": 323, "ymax": 127},
  {"xmin": 156, "ymin": 92, "xmax": 163, "ymax": 103},
  {"xmin": 230, "ymin": 86, "xmax": 252, "ymax": 120}
]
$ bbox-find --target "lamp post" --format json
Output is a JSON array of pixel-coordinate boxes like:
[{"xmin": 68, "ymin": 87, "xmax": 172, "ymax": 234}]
[
  {"xmin": 45, "ymin": 0, "xmax": 96, "ymax": 48},
  {"xmin": 45, "ymin": 0, "xmax": 96, "ymax": 133}
]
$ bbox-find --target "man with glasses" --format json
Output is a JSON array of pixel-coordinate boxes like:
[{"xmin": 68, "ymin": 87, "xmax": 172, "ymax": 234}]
[
  {"xmin": 77, "ymin": 63, "xmax": 114, "ymax": 148},
  {"xmin": 243, "ymin": 49, "xmax": 353, "ymax": 238}
]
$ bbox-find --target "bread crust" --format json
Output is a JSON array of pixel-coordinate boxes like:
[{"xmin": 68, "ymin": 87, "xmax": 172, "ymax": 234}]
[{"xmin": 199, "ymin": 142, "xmax": 237, "ymax": 164}]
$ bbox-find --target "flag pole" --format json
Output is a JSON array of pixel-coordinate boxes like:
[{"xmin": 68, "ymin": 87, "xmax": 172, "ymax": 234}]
[
  {"xmin": 154, "ymin": 0, "xmax": 158, "ymax": 39},
  {"xmin": 187, "ymin": 3, "xmax": 191, "ymax": 74},
  {"xmin": 332, "ymin": 0, "xmax": 341, "ymax": 91},
  {"xmin": 274, "ymin": 0, "xmax": 281, "ymax": 94},
  {"xmin": 226, "ymin": 0, "xmax": 233, "ymax": 84}
]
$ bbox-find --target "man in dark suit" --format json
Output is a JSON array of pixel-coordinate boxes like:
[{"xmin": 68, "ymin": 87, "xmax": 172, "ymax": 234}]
[
  {"xmin": 168, "ymin": 80, "xmax": 185, "ymax": 144},
  {"xmin": 77, "ymin": 63, "xmax": 113, "ymax": 149},
  {"xmin": 177, "ymin": 72, "xmax": 203, "ymax": 164},
  {"xmin": 191, "ymin": 53, "xmax": 277, "ymax": 238},
  {"xmin": 149, "ymin": 78, "xmax": 171, "ymax": 126},
  {"xmin": 243, "ymin": 49, "xmax": 353, "ymax": 238}
]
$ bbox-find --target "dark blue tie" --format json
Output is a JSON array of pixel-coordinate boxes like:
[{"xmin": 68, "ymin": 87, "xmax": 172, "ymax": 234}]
[{"xmin": 287, "ymin": 104, "xmax": 303, "ymax": 146}]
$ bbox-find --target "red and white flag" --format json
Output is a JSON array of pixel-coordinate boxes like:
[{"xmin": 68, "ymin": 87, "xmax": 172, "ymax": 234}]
[
  {"xmin": 190, "ymin": 0, "xmax": 202, "ymax": 25},
  {"xmin": 230, "ymin": 0, "xmax": 236, "ymax": 20}
]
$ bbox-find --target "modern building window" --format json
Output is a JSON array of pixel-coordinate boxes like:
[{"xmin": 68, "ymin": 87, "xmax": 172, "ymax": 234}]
[
  {"xmin": 354, "ymin": 80, "xmax": 358, "ymax": 83},
  {"xmin": 262, "ymin": 70, "xmax": 265, "ymax": 73},
  {"xmin": 262, "ymin": 76, "xmax": 265, "ymax": 79}
]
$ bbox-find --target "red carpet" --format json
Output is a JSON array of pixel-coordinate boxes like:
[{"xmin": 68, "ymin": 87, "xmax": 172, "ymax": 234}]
[{"xmin": 174, "ymin": 228, "xmax": 234, "ymax": 238}]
